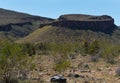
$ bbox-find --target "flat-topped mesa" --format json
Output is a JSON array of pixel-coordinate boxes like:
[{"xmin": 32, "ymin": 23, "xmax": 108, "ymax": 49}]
[
  {"xmin": 59, "ymin": 14, "xmax": 114, "ymax": 21},
  {"xmin": 51, "ymin": 14, "xmax": 116, "ymax": 33}
]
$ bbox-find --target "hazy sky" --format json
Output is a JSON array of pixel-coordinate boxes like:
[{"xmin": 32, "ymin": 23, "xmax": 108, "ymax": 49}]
[{"xmin": 0, "ymin": 0, "xmax": 120, "ymax": 25}]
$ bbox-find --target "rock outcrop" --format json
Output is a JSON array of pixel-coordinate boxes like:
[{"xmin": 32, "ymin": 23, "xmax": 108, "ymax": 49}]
[
  {"xmin": 0, "ymin": 22, "xmax": 32, "ymax": 31},
  {"xmin": 40, "ymin": 14, "xmax": 116, "ymax": 34}
]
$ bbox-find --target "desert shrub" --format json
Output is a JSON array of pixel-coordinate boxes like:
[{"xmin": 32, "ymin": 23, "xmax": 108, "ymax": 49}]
[
  {"xmin": 81, "ymin": 40, "xmax": 90, "ymax": 55},
  {"xmin": 81, "ymin": 40, "xmax": 100, "ymax": 55},
  {"xmin": 55, "ymin": 60, "xmax": 70, "ymax": 73},
  {"xmin": 81, "ymin": 39, "xmax": 101, "ymax": 62},
  {"xmin": 23, "ymin": 43, "xmax": 36, "ymax": 56},
  {"xmin": 100, "ymin": 43, "xmax": 119, "ymax": 64},
  {"xmin": 50, "ymin": 43, "xmax": 80, "ymax": 71},
  {"xmin": 87, "ymin": 40, "xmax": 100, "ymax": 55},
  {"xmin": 36, "ymin": 43, "xmax": 50, "ymax": 55},
  {"xmin": 0, "ymin": 42, "xmax": 34, "ymax": 83},
  {"xmin": 50, "ymin": 43, "xmax": 75, "ymax": 54}
]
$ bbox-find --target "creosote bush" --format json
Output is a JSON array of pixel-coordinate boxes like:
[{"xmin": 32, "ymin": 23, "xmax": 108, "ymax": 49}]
[
  {"xmin": 0, "ymin": 41, "xmax": 34, "ymax": 83},
  {"xmin": 55, "ymin": 60, "xmax": 70, "ymax": 73}
]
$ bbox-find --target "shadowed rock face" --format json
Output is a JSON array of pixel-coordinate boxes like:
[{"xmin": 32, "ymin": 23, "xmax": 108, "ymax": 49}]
[
  {"xmin": 51, "ymin": 14, "xmax": 116, "ymax": 34},
  {"xmin": 51, "ymin": 20, "xmax": 115, "ymax": 33},
  {"xmin": 40, "ymin": 14, "xmax": 116, "ymax": 34},
  {"xmin": 0, "ymin": 22, "xmax": 32, "ymax": 31}
]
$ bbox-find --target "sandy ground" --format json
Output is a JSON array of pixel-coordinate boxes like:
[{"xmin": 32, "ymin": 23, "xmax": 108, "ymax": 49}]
[{"xmin": 26, "ymin": 54, "xmax": 120, "ymax": 83}]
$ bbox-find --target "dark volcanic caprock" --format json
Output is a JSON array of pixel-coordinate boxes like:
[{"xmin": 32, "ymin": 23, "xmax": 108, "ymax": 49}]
[{"xmin": 51, "ymin": 14, "xmax": 116, "ymax": 33}]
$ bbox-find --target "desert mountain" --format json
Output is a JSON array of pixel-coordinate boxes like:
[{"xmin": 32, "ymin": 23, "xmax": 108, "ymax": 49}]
[
  {"xmin": 0, "ymin": 8, "xmax": 54, "ymax": 40},
  {"xmin": 0, "ymin": 9, "xmax": 119, "ymax": 43},
  {"xmin": 17, "ymin": 14, "xmax": 120, "ymax": 43}
]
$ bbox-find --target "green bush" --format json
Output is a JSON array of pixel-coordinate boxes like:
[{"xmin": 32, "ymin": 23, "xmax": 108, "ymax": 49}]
[
  {"xmin": 55, "ymin": 60, "xmax": 70, "ymax": 73},
  {"xmin": 0, "ymin": 42, "xmax": 33, "ymax": 83}
]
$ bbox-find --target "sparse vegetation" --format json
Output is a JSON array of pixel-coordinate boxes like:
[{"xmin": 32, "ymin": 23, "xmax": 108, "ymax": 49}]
[
  {"xmin": 55, "ymin": 60, "xmax": 70, "ymax": 73},
  {"xmin": 100, "ymin": 40, "xmax": 120, "ymax": 64},
  {"xmin": 0, "ymin": 9, "xmax": 120, "ymax": 83},
  {"xmin": 0, "ymin": 37, "xmax": 120, "ymax": 83},
  {"xmin": 0, "ymin": 41, "xmax": 35, "ymax": 83}
]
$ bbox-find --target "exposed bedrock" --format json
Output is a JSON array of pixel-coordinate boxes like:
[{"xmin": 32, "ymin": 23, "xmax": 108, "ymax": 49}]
[
  {"xmin": 51, "ymin": 20, "xmax": 115, "ymax": 33},
  {"xmin": 40, "ymin": 14, "xmax": 117, "ymax": 34}
]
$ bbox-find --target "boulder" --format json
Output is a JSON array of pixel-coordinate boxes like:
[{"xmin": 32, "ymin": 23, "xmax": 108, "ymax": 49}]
[{"xmin": 50, "ymin": 75, "xmax": 67, "ymax": 83}]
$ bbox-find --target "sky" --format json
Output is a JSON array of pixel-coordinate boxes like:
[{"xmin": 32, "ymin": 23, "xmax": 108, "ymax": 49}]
[{"xmin": 0, "ymin": 0, "xmax": 120, "ymax": 25}]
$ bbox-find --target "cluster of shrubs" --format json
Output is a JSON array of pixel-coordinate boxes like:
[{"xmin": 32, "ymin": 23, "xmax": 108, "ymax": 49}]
[
  {"xmin": 19, "ymin": 39, "xmax": 120, "ymax": 64},
  {"xmin": 0, "ymin": 38, "xmax": 119, "ymax": 83}
]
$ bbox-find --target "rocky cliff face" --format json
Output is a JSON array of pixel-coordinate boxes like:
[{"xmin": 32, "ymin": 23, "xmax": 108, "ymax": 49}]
[{"xmin": 40, "ymin": 14, "xmax": 116, "ymax": 34}]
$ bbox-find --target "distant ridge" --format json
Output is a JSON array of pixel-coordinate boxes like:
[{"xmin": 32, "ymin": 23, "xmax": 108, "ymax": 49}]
[
  {"xmin": 0, "ymin": 8, "xmax": 53, "ymax": 25},
  {"xmin": 0, "ymin": 8, "xmax": 54, "ymax": 40}
]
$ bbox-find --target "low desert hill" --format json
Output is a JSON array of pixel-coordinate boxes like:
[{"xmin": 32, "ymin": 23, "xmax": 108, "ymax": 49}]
[
  {"xmin": 17, "ymin": 14, "xmax": 120, "ymax": 43},
  {"xmin": 0, "ymin": 8, "xmax": 54, "ymax": 40}
]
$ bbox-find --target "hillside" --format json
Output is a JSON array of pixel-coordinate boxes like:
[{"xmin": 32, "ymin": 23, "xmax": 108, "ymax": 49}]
[
  {"xmin": 17, "ymin": 14, "xmax": 120, "ymax": 43},
  {"xmin": 0, "ymin": 8, "xmax": 53, "ymax": 25},
  {"xmin": 0, "ymin": 9, "xmax": 119, "ymax": 43},
  {"xmin": 0, "ymin": 8, "xmax": 54, "ymax": 40}
]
